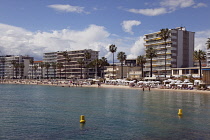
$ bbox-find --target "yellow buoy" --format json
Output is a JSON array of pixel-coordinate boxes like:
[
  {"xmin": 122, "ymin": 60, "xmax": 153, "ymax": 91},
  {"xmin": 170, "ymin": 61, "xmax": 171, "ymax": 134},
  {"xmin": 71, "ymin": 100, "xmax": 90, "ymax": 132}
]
[
  {"xmin": 80, "ymin": 115, "xmax": 86, "ymax": 123},
  {"xmin": 178, "ymin": 109, "xmax": 183, "ymax": 116}
]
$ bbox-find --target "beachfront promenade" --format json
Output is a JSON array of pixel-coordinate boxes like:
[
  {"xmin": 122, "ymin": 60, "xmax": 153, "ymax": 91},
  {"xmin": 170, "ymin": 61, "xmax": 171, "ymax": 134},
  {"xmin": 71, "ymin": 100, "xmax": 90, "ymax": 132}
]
[{"xmin": 1, "ymin": 79, "xmax": 210, "ymax": 94}]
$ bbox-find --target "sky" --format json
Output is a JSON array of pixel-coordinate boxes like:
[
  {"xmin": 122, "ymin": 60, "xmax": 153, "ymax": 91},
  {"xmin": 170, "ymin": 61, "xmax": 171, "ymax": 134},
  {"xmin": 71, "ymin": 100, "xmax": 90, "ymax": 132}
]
[{"xmin": 0, "ymin": 0, "xmax": 210, "ymax": 61}]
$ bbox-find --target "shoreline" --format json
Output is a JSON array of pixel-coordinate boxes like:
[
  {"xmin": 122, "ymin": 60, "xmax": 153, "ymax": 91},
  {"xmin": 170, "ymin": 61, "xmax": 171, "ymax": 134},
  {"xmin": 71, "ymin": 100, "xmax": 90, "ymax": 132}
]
[{"xmin": 1, "ymin": 79, "xmax": 210, "ymax": 94}]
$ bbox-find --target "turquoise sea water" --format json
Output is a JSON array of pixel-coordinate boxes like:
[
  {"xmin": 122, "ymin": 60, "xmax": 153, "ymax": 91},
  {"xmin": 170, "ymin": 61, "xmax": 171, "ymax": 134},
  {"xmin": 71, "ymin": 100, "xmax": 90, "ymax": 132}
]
[{"xmin": 0, "ymin": 84, "xmax": 210, "ymax": 140}]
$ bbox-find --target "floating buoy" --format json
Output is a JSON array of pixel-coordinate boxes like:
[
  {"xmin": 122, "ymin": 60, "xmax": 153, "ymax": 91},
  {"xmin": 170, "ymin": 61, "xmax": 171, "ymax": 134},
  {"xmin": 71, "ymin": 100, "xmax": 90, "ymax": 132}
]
[
  {"xmin": 80, "ymin": 115, "xmax": 86, "ymax": 123},
  {"xmin": 178, "ymin": 109, "xmax": 183, "ymax": 116}
]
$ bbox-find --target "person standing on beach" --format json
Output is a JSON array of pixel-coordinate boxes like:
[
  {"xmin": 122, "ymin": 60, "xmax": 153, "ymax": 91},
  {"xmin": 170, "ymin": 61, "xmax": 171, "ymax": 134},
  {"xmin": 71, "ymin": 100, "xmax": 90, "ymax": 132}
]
[{"xmin": 98, "ymin": 82, "xmax": 101, "ymax": 87}]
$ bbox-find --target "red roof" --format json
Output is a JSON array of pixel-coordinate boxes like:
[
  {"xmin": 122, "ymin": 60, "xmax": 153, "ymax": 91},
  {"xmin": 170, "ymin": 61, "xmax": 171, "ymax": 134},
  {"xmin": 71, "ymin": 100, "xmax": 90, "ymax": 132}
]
[{"xmin": 34, "ymin": 61, "xmax": 43, "ymax": 63}]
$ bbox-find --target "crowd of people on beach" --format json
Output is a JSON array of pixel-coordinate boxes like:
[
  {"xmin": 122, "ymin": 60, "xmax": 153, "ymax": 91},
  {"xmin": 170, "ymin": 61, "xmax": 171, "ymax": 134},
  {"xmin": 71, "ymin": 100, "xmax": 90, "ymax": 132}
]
[
  {"xmin": 0, "ymin": 79, "xmax": 101, "ymax": 87},
  {"xmin": 1, "ymin": 78, "xmax": 209, "ymax": 91}
]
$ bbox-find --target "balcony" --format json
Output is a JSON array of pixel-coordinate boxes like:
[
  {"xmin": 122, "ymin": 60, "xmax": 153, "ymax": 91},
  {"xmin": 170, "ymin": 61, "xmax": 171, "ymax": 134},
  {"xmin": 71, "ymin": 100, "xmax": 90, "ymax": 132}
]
[{"xmin": 145, "ymin": 39, "xmax": 172, "ymax": 46}]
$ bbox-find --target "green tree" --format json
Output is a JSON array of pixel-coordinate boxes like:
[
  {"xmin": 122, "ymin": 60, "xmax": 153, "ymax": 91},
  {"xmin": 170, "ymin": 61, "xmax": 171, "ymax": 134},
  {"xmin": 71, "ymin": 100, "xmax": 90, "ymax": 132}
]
[
  {"xmin": 33, "ymin": 65, "xmax": 38, "ymax": 79},
  {"xmin": 206, "ymin": 38, "xmax": 210, "ymax": 49},
  {"xmin": 109, "ymin": 44, "xmax": 117, "ymax": 79},
  {"xmin": 159, "ymin": 28, "xmax": 170, "ymax": 78},
  {"xmin": 19, "ymin": 63, "xmax": 25, "ymax": 79},
  {"xmin": 57, "ymin": 62, "xmax": 64, "ymax": 79},
  {"xmin": 29, "ymin": 59, "xmax": 34, "ymax": 79},
  {"xmin": 51, "ymin": 62, "xmax": 57, "ymax": 79},
  {"xmin": 137, "ymin": 55, "xmax": 147, "ymax": 78},
  {"xmin": 194, "ymin": 50, "xmax": 206, "ymax": 79},
  {"xmin": 14, "ymin": 63, "xmax": 20, "ymax": 79},
  {"xmin": 44, "ymin": 62, "xmax": 51, "ymax": 79},
  {"xmin": 98, "ymin": 57, "xmax": 109, "ymax": 78},
  {"xmin": 117, "ymin": 52, "xmax": 127, "ymax": 79},
  {"xmin": 0, "ymin": 58, "xmax": 5, "ymax": 79},
  {"xmin": 84, "ymin": 51, "xmax": 91, "ymax": 79},
  {"xmin": 62, "ymin": 51, "xmax": 71, "ymax": 79},
  {"xmin": 77, "ymin": 58, "xmax": 85, "ymax": 79},
  {"xmin": 146, "ymin": 47, "xmax": 157, "ymax": 77},
  {"xmin": 11, "ymin": 60, "xmax": 16, "ymax": 78},
  {"xmin": 39, "ymin": 62, "xmax": 45, "ymax": 79},
  {"xmin": 66, "ymin": 56, "xmax": 71, "ymax": 79},
  {"xmin": 88, "ymin": 58, "xmax": 100, "ymax": 78}
]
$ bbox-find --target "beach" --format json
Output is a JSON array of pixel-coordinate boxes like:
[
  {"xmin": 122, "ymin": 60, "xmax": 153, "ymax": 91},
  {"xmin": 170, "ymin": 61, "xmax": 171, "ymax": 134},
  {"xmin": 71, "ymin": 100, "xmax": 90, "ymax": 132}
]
[{"xmin": 1, "ymin": 79, "xmax": 210, "ymax": 94}]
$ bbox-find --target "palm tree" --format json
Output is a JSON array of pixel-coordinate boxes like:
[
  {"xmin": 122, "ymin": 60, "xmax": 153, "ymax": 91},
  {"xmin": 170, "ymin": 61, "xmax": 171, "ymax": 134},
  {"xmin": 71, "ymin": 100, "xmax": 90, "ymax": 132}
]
[
  {"xmin": 33, "ymin": 65, "xmax": 38, "ymax": 79},
  {"xmin": 88, "ymin": 58, "xmax": 100, "ymax": 78},
  {"xmin": 84, "ymin": 51, "xmax": 91, "ymax": 79},
  {"xmin": 11, "ymin": 60, "xmax": 16, "ymax": 78},
  {"xmin": 14, "ymin": 63, "xmax": 19, "ymax": 79},
  {"xmin": 57, "ymin": 62, "xmax": 64, "ymax": 79},
  {"xmin": 146, "ymin": 47, "xmax": 157, "ymax": 77},
  {"xmin": 51, "ymin": 62, "xmax": 57, "ymax": 79},
  {"xmin": 206, "ymin": 38, "xmax": 210, "ymax": 49},
  {"xmin": 66, "ymin": 57, "xmax": 71, "ymax": 79},
  {"xmin": 19, "ymin": 63, "xmax": 25, "ymax": 79},
  {"xmin": 194, "ymin": 50, "xmax": 206, "ymax": 79},
  {"xmin": 99, "ymin": 57, "xmax": 109, "ymax": 78},
  {"xmin": 137, "ymin": 55, "xmax": 147, "ymax": 78},
  {"xmin": 29, "ymin": 59, "xmax": 34, "ymax": 79},
  {"xmin": 117, "ymin": 52, "xmax": 127, "ymax": 79},
  {"xmin": 62, "ymin": 51, "xmax": 71, "ymax": 79},
  {"xmin": 0, "ymin": 58, "xmax": 5, "ymax": 79},
  {"xmin": 109, "ymin": 44, "xmax": 117, "ymax": 79},
  {"xmin": 39, "ymin": 62, "xmax": 45, "ymax": 79},
  {"xmin": 159, "ymin": 28, "xmax": 170, "ymax": 78},
  {"xmin": 44, "ymin": 62, "xmax": 51, "ymax": 79},
  {"xmin": 77, "ymin": 58, "xmax": 85, "ymax": 79}
]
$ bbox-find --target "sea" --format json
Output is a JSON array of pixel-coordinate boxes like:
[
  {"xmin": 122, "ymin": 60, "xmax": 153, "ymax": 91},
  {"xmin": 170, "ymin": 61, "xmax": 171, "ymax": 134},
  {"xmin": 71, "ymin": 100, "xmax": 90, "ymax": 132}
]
[{"xmin": 0, "ymin": 84, "xmax": 210, "ymax": 140}]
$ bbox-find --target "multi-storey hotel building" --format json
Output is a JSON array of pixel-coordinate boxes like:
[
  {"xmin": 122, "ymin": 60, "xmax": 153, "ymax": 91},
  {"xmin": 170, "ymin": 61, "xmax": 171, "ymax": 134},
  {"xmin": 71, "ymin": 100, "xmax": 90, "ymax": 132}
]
[
  {"xmin": 28, "ymin": 61, "xmax": 43, "ymax": 79},
  {"xmin": 207, "ymin": 48, "xmax": 210, "ymax": 67},
  {"xmin": 43, "ymin": 52, "xmax": 57, "ymax": 78},
  {"xmin": 43, "ymin": 49, "xmax": 99, "ymax": 79},
  {"xmin": 0, "ymin": 55, "xmax": 33, "ymax": 79},
  {"xmin": 144, "ymin": 27, "xmax": 194, "ymax": 77}
]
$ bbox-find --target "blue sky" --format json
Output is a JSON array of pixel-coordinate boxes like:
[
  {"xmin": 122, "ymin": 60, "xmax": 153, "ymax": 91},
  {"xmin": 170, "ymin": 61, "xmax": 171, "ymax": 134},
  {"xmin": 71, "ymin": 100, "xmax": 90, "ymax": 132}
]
[{"xmin": 0, "ymin": 0, "xmax": 209, "ymax": 61}]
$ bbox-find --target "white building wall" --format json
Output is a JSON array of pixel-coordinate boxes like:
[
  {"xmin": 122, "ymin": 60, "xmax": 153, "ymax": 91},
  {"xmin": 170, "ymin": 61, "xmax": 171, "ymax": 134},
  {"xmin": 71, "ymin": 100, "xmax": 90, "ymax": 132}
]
[
  {"xmin": 188, "ymin": 32, "xmax": 194, "ymax": 67},
  {"xmin": 23, "ymin": 59, "xmax": 30, "ymax": 78},
  {"xmin": 177, "ymin": 30, "xmax": 183, "ymax": 68}
]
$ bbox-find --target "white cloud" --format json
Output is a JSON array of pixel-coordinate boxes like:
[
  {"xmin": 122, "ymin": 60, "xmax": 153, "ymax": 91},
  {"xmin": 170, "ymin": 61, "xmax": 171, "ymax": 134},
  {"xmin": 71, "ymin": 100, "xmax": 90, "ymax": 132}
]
[
  {"xmin": 195, "ymin": 30, "xmax": 210, "ymax": 51},
  {"xmin": 0, "ymin": 23, "xmax": 152, "ymax": 63},
  {"xmin": 0, "ymin": 23, "xmax": 110, "ymax": 60},
  {"xmin": 193, "ymin": 3, "xmax": 208, "ymax": 8},
  {"xmin": 127, "ymin": 36, "xmax": 145, "ymax": 59},
  {"xmin": 160, "ymin": 0, "xmax": 195, "ymax": 10},
  {"xmin": 128, "ymin": 8, "xmax": 168, "ymax": 16},
  {"xmin": 121, "ymin": 20, "xmax": 141, "ymax": 34},
  {"xmin": 48, "ymin": 4, "xmax": 89, "ymax": 14},
  {"xmin": 127, "ymin": 0, "xmax": 207, "ymax": 16}
]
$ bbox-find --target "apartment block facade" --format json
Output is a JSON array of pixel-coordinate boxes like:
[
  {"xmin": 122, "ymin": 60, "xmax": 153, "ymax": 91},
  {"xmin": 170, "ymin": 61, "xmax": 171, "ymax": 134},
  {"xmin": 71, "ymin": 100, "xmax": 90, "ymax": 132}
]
[
  {"xmin": 28, "ymin": 61, "xmax": 43, "ymax": 79},
  {"xmin": 207, "ymin": 49, "xmax": 210, "ymax": 67},
  {"xmin": 43, "ymin": 52, "xmax": 57, "ymax": 78},
  {"xmin": 0, "ymin": 55, "xmax": 33, "ymax": 79},
  {"xmin": 43, "ymin": 49, "xmax": 99, "ymax": 79},
  {"xmin": 144, "ymin": 27, "xmax": 194, "ymax": 77}
]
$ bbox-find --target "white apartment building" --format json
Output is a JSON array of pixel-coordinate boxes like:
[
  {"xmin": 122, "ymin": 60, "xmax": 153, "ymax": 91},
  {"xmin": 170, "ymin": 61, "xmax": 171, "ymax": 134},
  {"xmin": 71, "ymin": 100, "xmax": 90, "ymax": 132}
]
[
  {"xmin": 43, "ymin": 52, "xmax": 57, "ymax": 79},
  {"xmin": 144, "ymin": 27, "xmax": 194, "ymax": 77},
  {"xmin": 43, "ymin": 49, "xmax": 99, "ymax": 79},
  {"xmin": 207, "ymin": 49, "xmax": 210, "ymax": 67},
  {"xmin": 104, "ymin": 65, "xmax": 141, "ymax": 80},
  {"xmin": 0, "ymin": 55, "xmax": 33, "ymax": 79},
  {"xmin": 28, "ymin": 61, "xmax": 43, "ymax": 79}
]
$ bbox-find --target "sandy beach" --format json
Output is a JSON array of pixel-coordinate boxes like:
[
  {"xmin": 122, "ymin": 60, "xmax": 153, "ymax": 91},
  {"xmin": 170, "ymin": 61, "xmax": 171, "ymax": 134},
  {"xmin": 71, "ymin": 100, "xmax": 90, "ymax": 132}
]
[{"xmin": 1, "ymin": 79, "xmax": 210, "ymax": 94}]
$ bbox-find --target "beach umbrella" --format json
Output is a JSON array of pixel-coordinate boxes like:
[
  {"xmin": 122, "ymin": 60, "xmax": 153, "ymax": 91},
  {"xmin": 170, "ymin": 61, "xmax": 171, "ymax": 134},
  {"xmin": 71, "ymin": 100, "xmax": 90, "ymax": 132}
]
[
  {"xmin": 186, "ymin": 82, "xmax": 193, "ymax": 85},
  {"xmin": 155, "ymin": 81, "xmax": 160, "ymax": 84},
  {"xmin": 137, "ymin": 81, "xmax": 144, "ymax": 84}
]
